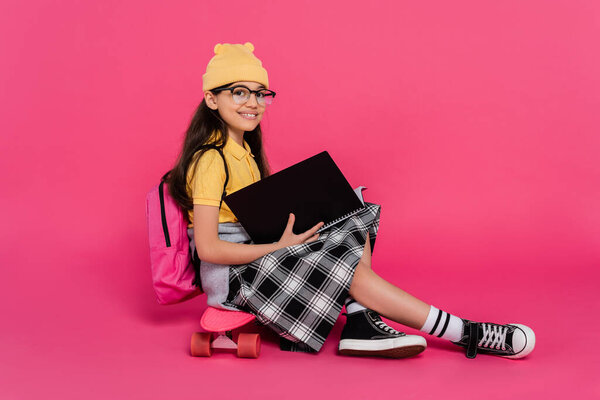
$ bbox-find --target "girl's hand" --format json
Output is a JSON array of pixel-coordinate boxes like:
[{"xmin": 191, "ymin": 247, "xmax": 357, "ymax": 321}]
[{"xmin": 277, "ymin": 213, "xmax": 324, "ymax": 249}]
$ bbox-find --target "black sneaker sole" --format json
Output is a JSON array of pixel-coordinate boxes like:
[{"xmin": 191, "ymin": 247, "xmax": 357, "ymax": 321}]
[{"xmin": 338, "ymin": 345, "xmax": 426, "ymax": 359}]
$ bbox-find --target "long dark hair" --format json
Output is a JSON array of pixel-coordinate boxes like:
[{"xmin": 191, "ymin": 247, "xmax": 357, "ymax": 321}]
[{"xmin": 166, "ymin": 83, "xmax": 271, "ymax": 212}]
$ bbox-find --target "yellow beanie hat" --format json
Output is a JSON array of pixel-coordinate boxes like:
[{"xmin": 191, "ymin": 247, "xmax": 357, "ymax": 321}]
[{"xmin": 202, "ymin": 42, "xmax": 269, "ymax": 91}]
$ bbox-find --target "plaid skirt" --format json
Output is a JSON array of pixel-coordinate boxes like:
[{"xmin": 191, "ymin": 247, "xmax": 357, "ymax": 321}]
[{"xmin": 224, "ymin": 202, "xmax": 381, "ymax": 353}]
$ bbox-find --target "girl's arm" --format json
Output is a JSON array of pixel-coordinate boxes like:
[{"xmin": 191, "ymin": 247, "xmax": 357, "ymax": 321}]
[{"xmin": 193, "ymin": 204, "xmax": 323, "ymax": 265}]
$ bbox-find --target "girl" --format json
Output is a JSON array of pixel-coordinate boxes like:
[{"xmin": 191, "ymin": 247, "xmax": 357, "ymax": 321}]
[{"xmin": 167, "ymin": 42, "xmax": 536, "ymax": 359}]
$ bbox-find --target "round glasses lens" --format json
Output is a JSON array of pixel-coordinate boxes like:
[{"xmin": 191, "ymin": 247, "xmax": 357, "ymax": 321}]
[
  {"xmin": 231, "ymin": 87, "xmax": 250, "ymax": 104},
  {"xmin": 259, "ymin": 90, "xmax": 274, "ymax": 105}
]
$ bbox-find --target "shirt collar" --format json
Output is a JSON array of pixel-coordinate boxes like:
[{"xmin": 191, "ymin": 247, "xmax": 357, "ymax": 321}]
[
  {"xmin": 207, "ymin": 130, "xmax": 255, "ymax": 160},
  {"xmin": 224, "ymin": 137, "xmax": 255, "ymax": 160}
]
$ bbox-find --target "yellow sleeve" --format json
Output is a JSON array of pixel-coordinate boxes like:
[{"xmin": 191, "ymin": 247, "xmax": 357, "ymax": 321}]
[{"xmin": 187, "ymin": 149, "xmax": 227, "ymax": 207}]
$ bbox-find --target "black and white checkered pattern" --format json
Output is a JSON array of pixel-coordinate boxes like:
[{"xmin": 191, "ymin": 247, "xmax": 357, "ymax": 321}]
[{"xmin": 224, "ymin": 202, "xmax": 381, "ymax": 352}]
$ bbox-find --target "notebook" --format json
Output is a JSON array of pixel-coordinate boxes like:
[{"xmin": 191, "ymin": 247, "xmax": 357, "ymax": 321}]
[{"xmin": 223, "ymin": 151, "xmax": 367, "ymax": 244}]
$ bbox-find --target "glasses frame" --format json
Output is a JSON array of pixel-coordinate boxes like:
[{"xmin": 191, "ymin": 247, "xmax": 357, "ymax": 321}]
[{"xmin": 211, "ymin": 85, "xmax": 277, "ymax": 105}]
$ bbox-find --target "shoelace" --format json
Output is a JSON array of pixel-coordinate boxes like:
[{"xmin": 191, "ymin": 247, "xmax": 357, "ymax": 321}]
[
  {"xmin": 478, "ymin": 323, "xmax": 508, "ymax": 350},
  {"xmin": 373, "ymin": 319, "xmax": 402, "ymax": 335}
]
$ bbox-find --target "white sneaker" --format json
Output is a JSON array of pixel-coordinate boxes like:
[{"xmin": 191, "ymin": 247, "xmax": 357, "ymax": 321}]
[{"xmin": 452, "ymin": 319, "xmax": 536, "ymax": 359}]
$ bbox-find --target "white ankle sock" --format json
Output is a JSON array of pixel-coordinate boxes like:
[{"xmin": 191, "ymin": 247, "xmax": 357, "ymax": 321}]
[
  {"xmin": 420, "ymin": 306, "xmax": 464, "ymax": 342},
  {"xmin": 345, "ymin": 297, "xmax": 367, "ymax": 314}
]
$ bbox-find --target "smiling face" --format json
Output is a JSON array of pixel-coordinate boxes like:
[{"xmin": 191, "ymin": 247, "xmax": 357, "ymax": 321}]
[{"xmin": 204, "ymin": 81, "xmax": 266, "ymax": 139}]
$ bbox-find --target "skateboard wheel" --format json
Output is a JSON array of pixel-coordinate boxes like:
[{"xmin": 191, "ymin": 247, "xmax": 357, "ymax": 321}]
[
  {"xmin": 191, "ymin": 332, "xmax": 212, "ymax": 357},
  {"xmin": 237, "ymin": 333, "xmax": 261, "ymax": 358}
]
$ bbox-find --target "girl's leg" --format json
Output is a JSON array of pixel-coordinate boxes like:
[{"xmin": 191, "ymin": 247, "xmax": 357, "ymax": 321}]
[
  {"xmin": 338, "ymin": 233, "xmax": 428, "ymax": 358},
  {"xmin": 347, "ymin": 233, "xmax": 536, "ymax": 359},
  {"xmin": 349, "ymin": 233, "xmax": 430, "ymax": 329}
]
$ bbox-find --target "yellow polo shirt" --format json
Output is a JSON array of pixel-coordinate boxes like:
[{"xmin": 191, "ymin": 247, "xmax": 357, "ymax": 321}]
[{"xmin": 186, "ymin": 136, "xmax": 261, "ymax": 227}]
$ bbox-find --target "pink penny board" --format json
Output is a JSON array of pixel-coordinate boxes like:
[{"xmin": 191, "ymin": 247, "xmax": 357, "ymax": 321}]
[
  {"xmin": 200, "ymin": 307, "xmax": 256, "ymax": 332},
  {"xmin": 192, "ymin": 307, "xmax": 260, "ymax": 358}
]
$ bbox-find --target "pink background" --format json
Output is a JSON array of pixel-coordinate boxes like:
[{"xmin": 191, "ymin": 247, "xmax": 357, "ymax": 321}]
[{"xmin": 1, "ymin": 0, "xmax": 599, "ymax": 398}]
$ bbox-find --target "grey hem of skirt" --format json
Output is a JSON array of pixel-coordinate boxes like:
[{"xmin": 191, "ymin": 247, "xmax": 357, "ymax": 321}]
[{"xmin": 187, "ymin": 222, "xmax": 252, "ymax": 311}]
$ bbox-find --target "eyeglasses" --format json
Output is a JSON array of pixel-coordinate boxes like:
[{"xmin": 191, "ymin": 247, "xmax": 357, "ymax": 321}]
[{"xmin": 212, "ymin": 85, "xmax": 276, "ymax": 106}]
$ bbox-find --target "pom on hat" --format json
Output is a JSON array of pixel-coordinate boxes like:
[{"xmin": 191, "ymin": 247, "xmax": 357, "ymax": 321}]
[{"xmin": 203, "ymin": 42, "xmax": 268, "ymax": 91}]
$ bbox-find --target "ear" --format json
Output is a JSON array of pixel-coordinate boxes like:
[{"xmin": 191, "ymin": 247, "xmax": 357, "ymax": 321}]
[{"xmin": 204, "ymin": 90, "xmax": 218, "ymax": 110}]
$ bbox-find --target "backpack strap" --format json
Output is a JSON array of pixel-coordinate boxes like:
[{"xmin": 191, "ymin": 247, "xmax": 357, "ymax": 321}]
[{"xmin": 161, "ymin": 144, "xmax": 230, "ymax": 209}]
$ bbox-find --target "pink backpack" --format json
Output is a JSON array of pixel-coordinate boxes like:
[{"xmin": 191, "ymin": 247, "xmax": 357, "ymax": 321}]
[{"xmin": 146, "ymin": 146, "xmax": 229, "ymax": 305}]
